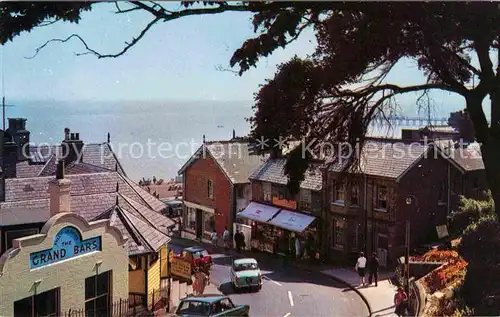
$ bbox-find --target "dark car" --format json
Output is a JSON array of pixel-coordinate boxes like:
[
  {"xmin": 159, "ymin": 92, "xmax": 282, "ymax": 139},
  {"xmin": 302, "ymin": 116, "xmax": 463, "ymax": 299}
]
[{"xmin": 172, "ymin": 294, "xmax": 249, "ymax": 317}]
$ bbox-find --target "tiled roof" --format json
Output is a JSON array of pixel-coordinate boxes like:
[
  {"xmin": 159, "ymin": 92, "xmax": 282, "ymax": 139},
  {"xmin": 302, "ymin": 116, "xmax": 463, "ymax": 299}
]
[
  {"xmin": 327, "ymin": 140, "xmax": 427, "ymax": 179},
  {"xmin": 433, "ymin": 140, "xmax": 484, "ymax": 172},
  {"xmin": 13, "ymin": 143, "xmax": 127, "ymax": 178},
  {"xmin": 249, "ymin": 158, "xmax": 323, "ymax": 191},
  {"xmin": 179, "ymin": 141, "xmax": 267, "ymax": 184},
  {"xmin": 0, "ymin": 171, "xmax": 175, "ymax": 255}
]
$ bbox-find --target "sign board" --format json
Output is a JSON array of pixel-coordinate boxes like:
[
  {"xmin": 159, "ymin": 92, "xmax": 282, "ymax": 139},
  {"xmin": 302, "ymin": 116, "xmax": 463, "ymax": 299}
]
[
  {"xmin": 171, "ymin": 258, "xmax": 191, "ymax": 279},
  {"xmin": 272, "ymin": 197, "xmax": 297, "ymax": 210},
  {"xmin": 436, "ymin": 225, "xmax": 449, "ymax": 239},
  {"xmin": 29, "ymin": 226, "xmax": 102, "ymax": 269}
]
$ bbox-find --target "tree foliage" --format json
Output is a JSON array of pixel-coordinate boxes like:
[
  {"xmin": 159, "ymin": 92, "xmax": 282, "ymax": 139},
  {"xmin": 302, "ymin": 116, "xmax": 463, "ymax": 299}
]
[{"xmin": 448, "ymin": 191, "xmax": 495, "ymax": 234}]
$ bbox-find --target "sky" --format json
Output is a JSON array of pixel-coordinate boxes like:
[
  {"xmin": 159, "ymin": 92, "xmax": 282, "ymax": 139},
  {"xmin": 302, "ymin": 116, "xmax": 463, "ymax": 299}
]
[{"xmin": 1, "ymin": 2, "xmax": 467, "ymax": 115}]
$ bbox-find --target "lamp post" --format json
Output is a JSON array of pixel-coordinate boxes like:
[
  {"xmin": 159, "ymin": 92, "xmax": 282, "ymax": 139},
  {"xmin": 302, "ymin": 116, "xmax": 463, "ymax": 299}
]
[{"xmin": 405, "ymin": 194, "xmax": 419, "ymax": 295}]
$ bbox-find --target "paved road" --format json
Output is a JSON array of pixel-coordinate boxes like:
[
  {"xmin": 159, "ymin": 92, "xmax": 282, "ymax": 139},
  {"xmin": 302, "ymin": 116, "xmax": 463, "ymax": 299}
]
[{"xmin": 169, "ymin": 240, "xmax": 369, "ymax": 317}]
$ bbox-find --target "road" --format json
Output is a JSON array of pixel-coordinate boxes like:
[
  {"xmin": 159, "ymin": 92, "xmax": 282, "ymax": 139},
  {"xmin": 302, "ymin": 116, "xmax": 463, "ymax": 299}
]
[{"xmin": 169, "ymin": 240, "xmax": 369, "ymax": 317}]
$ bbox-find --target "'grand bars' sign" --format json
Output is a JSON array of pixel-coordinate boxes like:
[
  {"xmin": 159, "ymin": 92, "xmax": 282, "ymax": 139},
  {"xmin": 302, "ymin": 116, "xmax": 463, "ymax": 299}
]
[{"xmin": 29, "ymin": 226, "xmax": 102, "ymax": 269}]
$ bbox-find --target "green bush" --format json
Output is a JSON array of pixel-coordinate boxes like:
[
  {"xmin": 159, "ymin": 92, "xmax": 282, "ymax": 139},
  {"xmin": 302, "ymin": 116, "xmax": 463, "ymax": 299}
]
[
  {"xmin": 448, "ymin": 192, "xmax": 494, "ymax": 234},
  {"xmin": 458, "ymin": 216, "xmax": 500, "ymax": 315}
]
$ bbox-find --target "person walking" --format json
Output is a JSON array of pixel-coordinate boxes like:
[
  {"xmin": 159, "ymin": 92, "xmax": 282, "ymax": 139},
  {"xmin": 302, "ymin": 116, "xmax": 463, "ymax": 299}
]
[
  {"xmin": 394, "ymin": 287, "xmax": 409, "ymax": 316},
  {"xmin": 210, "ymin": 229, "xmax": 218, "ymax": 251},
  {"xmin": 194, "ymin": 267, "xmax": 208, "ymax": 295},
  {"xmin": 222, "ymin": 226, "xmax": 230, "ymax": 250},
  {"xmin": 368, "ymin": 252, "xmax": 380, "ymax": 286},
  {"xmin": 355, "ymin": 251, "xmax": 367, "ymax": 286},
  {"xmin": 234, "ymin": 229, "xmax": 245, "ymax": 252}
]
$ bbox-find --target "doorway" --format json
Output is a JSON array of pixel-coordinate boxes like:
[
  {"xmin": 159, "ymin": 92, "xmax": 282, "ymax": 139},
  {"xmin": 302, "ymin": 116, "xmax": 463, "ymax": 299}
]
[{"xmin": 196, "ymin": 209, "xmax": 203, "ymax": 239}]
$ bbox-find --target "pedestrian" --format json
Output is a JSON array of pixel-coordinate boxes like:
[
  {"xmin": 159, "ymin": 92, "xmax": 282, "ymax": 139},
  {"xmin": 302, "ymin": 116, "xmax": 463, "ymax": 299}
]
[
  {"xmin": 194, "ymin": 267, "xmax": 208, "ymax": 295},
  {"xmin": 223, "ymin": 226, "xmax": 230, "ymax": 250},
  {"xmin": 368, "ymin": 252, "xmax": 380, "ymax": 286},
  {"xmin": 355, "ymin": 251, "xmax": 367, "ymax": 286},
  {"xmin": 210, "ymin": 229, "xmax": 218, "ymax": 251},
  {"xmin": 234, "ymin": 229, "xmax": 245, "ymax": 252},
  {"xmin": 394, "ymin": 287, "xmax": 409, "ymax": 316},
  {"xmin": 295, "ymin": 237, "xmax": 301, "ymax": 260}
]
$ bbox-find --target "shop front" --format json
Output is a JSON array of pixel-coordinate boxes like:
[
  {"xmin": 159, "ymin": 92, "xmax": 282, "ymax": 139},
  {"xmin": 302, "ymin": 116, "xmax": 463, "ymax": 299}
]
[
  {"xmin": 0, "ymin": 212, "xmax": 129, "ymax": 316},
  {"xmin": 182, "ymin": 201, "xmax": 215, "ymax": 242},
  {"xmin": 237, "ymin": 202, "xmax": 318, "ymax": 257}
]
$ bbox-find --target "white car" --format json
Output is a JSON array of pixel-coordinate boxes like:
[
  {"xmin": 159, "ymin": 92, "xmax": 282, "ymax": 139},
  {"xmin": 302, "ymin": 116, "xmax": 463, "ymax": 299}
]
[{"xmin": 230, "ymin": 258, "xmax": 262, "ymax": 292}]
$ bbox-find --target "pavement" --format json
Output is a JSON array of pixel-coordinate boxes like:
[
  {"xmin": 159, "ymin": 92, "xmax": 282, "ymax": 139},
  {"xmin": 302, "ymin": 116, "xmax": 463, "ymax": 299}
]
[{"xmin": 169, "ymin": 237, "xmax": 370, "ymax": 317}]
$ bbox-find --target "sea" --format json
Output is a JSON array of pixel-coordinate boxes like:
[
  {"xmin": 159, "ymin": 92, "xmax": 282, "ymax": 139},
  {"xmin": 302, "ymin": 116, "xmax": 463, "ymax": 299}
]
[{"xmin": 4, "ymin": 99, "xmax": 458, "ymax": 182}]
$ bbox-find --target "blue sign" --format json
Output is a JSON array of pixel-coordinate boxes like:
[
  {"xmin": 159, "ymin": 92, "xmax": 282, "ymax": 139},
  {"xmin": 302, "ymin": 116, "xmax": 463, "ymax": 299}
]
[{"xmin": 29, "ymin": 226, "xmax": 102, "ymax": 269}]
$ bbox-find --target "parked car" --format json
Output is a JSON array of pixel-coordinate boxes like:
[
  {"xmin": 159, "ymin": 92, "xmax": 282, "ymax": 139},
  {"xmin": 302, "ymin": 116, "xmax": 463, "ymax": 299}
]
[
  {"xmin": 230, "ymin": 258, "xmax": 262, "ymax": 292},
  {"xmin": 171, "ymin": 294, "xmax": 249, "ymax": 317},
  {"xmin": 176, "ymin": 246, "xmax": 213, "ymax": 274}
]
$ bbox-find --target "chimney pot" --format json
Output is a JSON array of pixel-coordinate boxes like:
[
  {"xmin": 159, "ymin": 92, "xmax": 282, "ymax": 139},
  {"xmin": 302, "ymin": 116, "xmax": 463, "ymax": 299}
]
[
  {"xmin": 64, "ymin": 128, "xmax": 70, "ymax": 140},
  {"xmin": 107, "ymin": 132, "xmax": 110, "ymax": 143},
  {"xmin": 203, "ymin": 134, "xmax": 206, "ymax": 143},
  {"xmin": 75, "ymin": 133, "xmax": 80, "ymax": 140},
  {"xmin": 56, "ymin": 160, "xmax": 65, "ymax": 180}
]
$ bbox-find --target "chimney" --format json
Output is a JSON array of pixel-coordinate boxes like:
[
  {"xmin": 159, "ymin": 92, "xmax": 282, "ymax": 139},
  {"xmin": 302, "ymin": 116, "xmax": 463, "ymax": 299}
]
[
  {"xmin": 61, "ymin": 129, "xmax": 84, "ymax": 164},
  {"xmin": 48, "ymin": 160, "xmax": 71, "ymax": 216},
  {"xmin": 2, "ymin": 141, "xmax": 18, "ymax": 178},
  {"xmin": 6, "ymin": 118, "xmax": 30, "ymax": 161}
]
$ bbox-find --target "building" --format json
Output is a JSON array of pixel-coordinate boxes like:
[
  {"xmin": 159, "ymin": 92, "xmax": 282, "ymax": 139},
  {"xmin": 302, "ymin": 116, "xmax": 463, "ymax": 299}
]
[
  {"xmin": 238, "ymin": 158, "xmax": 323, "ymax": 256},
  {"xmin": 0, "ymin": 162, "xmax": 130, "ymax": 316},
  {"xmin": 178, "ymin": 137, "xmax": 266, "ymax": 241},
  {"xmin": 0, "ymin": 119, "xmax": 175, "ymax": 309},
  {"xmin": 324, "ymin": 137, "xmax": 488, "ymax": 268}
]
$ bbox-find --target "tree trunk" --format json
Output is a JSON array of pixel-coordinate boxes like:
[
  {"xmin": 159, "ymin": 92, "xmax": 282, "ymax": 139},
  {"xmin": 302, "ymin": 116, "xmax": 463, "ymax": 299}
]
[{"xmin": 480, "ymin": 140, "xmax": 500, "ymax": 216}]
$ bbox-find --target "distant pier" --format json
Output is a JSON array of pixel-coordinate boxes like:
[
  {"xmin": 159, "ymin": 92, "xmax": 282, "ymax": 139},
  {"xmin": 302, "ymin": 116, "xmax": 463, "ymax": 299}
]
[{"xmin": 372, "ymin": 116, "xmax": 449, "ymax": 127}]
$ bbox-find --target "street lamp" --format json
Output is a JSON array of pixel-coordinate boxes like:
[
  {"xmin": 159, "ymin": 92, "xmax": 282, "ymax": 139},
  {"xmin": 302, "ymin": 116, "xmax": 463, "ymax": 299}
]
[{"xmin": 404, "ymin": 194, "xmax": 419, "ymax": 295}]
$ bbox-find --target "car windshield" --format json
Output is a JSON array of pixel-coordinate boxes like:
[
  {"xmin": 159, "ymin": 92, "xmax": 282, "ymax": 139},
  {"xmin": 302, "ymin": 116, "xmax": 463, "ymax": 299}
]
[
  {"xmin": 176, "ymin": 300, "xmax": 211, "ymax": 316},
  {"xmin": 234, "ymin": 262, "xmax": 258, "ymax": 271}
]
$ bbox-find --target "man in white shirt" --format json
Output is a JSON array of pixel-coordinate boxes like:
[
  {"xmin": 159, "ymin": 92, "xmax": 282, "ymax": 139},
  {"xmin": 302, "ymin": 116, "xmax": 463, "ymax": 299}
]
[
  {"xmin": 210, "ymin": 230, "xmax": 218, "ymax": 250},
  {"xmin": 222, "ymin": 227, "xmax": 230, "ymax": 250},
  {"xmin": 355, "ymin": 251, "xmax": 367, "ymax": 286}
]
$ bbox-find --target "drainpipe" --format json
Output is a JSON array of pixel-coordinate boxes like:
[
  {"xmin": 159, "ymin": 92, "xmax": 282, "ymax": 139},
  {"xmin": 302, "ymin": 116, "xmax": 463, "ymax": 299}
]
[
  {"xmin": 364, "ymin": 174, "xmax": 368, "ymax": 254},
  {"xmin": 447, "ymin": 164, "xmax": 451, "ymax": 216}
]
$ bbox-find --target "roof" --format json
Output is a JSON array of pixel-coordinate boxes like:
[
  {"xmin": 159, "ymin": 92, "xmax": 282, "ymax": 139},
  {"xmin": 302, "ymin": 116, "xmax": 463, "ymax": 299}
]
[
  {"xmin": 433, "ymin": 140, "xmax": 484, "ymax": 172},
  {"xmin": 178, "ymin": 141, "xmax": 268, "ymax": 184},
  {"xmin": 181, "ymin": 295, "xmax": 226, "ymax": 303},
  {"xmin": 14, "ymin": 143, "xmax": 126, "ymax": 178},
  {"xmin": 327, "ymin": 140, "xmax": 428, "ymax": 179},
  {"xmin": 0, "ymin": 171, "xmax": 175, "ymax": 255},
  {"xmin": 0, "ymin": 207, "xmax": 50, "ymax": 226},
  {"xmin": 249, "ymin": 158, "xmax": 323, "ymax": 191},
  {"xmin": 233, "ymin": 258, "xmax": 258, "ymax": 265}
]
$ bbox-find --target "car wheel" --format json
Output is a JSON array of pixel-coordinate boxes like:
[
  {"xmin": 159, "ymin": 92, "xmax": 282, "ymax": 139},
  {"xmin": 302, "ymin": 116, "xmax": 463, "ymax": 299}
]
[
  {"xmin": 232, "ymin": 282, "xmax": 238, "ymax": 292},
  {"xmin": 257, "ymin": 284, "xmax": 262, "ymax": 291}
]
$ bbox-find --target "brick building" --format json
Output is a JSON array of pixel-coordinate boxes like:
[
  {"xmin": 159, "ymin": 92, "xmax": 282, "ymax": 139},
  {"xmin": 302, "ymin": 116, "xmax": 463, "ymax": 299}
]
[
  {"xmin": 324, "ymin": 137, "xmax": 488, "ymax": 268},
  {"xmin": 178, "ymin": 138, "xmax": 266, "ymax": 242},
  {"xmin": 237, "ymin": 158, "xmax": 323, "ymax": 255}
]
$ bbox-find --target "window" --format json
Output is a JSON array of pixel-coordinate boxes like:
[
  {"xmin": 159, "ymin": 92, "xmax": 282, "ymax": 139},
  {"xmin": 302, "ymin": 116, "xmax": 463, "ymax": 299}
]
[
  {"xmin": 299, "ymin": 189, "xmax": 312, "ymax": 211},
  {"xmin": 177, "ymin": 301, "xmax": 211, "ymax": 315},
  {"xmin": 150, "ymin": 252, "xmax": 159, "ymax": 267},
  {"xmin": 332, "ymin": 219, "xmax": 345, "ymax": 248},
  {"xmin": 236, "ymin": 186, "xmax": 245, "ymax": 198},
  {"xmin": 234, "ymin": 262, "xmax": 258, "ymax": 271},
  {"xmin": 207, "ymin": 179, "xmax": 214, "ymax": 199},
  {"xmin": 333, "ymin": 182, "xmax": 345, "ymax": 204},
  {"xmin": 213, "ymin": 298, "xmax": 234, "ymax": 314},
  {"xmin": 262, "ymin": 182, "xmax": 272, "ymax": 202},
  {"xmin": 351, "ymin": 184, "xmax": 360, "ymax": 206},
  {"xmin": 376, "ymin": 185, "xmax": 388, "ymax": 210},
  {"xmin": 14, "ymin": 287, "xmax": 60, "ymax": 317},
  {"xmin": 129, "ymin": 255, "xmax": 143, "ymax": 271},
  {"xmin": 203, "ymin": 212, "xmax": 215, "ymax": 233},
  {"xmin": 5, "ymin": 228, "xmax": 39, "ymax": 251},
  {"xmin": 85, "ymin": 270, "xmax": 112, "ymax": 317},
  {"xmin": 438, "ymin": 181, "xmax": 446, "ymax": 205},
  {"xmin": 186, "ymin": 208, "xmax": 196, "ymax": 231},
  {"xmin": 350, "ymin": 224, "xmax": 359, "ymax": 251}
]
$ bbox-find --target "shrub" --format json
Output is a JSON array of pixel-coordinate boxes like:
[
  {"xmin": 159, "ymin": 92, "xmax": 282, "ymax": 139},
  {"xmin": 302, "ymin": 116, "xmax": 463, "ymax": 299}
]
[{"xmin": 448, "ymin": 193, "xmax": 494, "ymax": 234}]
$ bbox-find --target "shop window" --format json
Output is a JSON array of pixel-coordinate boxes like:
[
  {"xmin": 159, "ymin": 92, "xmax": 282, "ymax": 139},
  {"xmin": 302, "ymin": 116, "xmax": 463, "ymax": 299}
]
[
  {"xmin": 351, "ymin": 184, "xmax": 360, "ymax": 206},
  {"xmin": 85, "ymin": 270, "xmax": 112, "ymax": 317},
  {"xmin": 332, "ymin": 219, "xmax": 345, "ymax": 249},
  {"xmin": 186, "ymin": 208, "xmax": 196, "ymax": 231},
  {"xmin": 203, "ymin": 212, "xmax": 215, "ymax": 233},
  {"xmin": 262, "ymin": 182, "xmax": 272, "ymax": 202},
  {"xmin": 207, "ymin": 179, "xmax": 214, "ymax": 199},
  {"xmin": 14, "ymin": 287, "xmax": 60, "ymax": 317},
  {"xmin": 333, "ymin": 182, "xmax": 345, "ymax": 204},
  {"xmin": 375, "ymin": 185, "xmax": 388, "ymax": 211},
  {"xmin": 5, "ymin": 228, "xmax": 39, "ymax": 251}
]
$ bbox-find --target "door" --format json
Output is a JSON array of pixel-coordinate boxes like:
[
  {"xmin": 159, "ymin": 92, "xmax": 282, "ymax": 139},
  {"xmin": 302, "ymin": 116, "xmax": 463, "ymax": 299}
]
[
  {"xmin": 377, "ymin": 234, "xmax": 388, "ymax": 268},
  {"xmin": 196, "ymin": 209, "xmax": 203, "ymax": 239}
]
